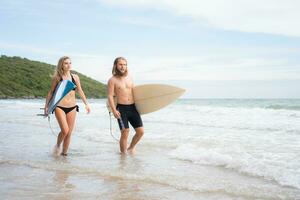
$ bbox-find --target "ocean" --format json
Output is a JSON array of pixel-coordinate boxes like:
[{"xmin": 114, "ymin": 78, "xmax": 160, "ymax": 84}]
[{"xmin": 0, "ymin": 99, "xmax": 299, "ymax": 200}]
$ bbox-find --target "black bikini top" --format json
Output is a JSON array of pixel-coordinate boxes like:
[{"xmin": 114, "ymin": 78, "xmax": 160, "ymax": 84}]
[{"xmin": 61, "ymin": 74, "xmax": 77, "ymax": 91}]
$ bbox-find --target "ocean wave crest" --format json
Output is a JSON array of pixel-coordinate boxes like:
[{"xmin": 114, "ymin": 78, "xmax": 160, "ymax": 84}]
[{"xmin": 169, "ymin": 144, "xmax": 300, "ymax": 190}]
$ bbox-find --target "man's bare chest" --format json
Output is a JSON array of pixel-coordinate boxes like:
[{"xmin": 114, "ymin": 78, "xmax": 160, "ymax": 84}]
[{"xmin": 115, "ymin": 80, "xmax": 133, "ymax": 91}]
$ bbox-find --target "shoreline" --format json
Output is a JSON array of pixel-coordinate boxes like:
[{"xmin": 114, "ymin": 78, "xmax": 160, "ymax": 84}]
[{"xmin": 0, "ymin": 97, "xmax": 107, "ymax": 100}]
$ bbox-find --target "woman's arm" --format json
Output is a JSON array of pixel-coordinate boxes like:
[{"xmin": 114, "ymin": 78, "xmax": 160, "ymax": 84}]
[{"xmin": 73, "ymin": 74, "xmax": 90, "ymax": 113}]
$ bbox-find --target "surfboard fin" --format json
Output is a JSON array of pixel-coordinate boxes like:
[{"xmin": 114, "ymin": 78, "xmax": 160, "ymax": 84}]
[{"xmin": 37, "ymin": 113, "xmax": 48, "ymax": 118}]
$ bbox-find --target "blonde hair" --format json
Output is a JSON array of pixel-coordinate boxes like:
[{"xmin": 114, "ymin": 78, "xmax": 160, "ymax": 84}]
[
  {"xmin": 52, "ymin": 56, "xmax": 70, "ymax": 81},
  {"xmin": 112, "ymin": 57, "xmax": 128, "ymax": 77}
]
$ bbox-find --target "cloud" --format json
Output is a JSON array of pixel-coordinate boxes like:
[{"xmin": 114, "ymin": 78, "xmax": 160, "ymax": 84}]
[
  {"xmin": 2, "ymin": 42, "xmax": 299, "ymax": 82},
  {"xmin": 100, "ymin": 0, "xmax": 300, "ymax": 37},
  {"xmin": 0, "ymin": 42, "xmax": 112, "ymax": 82},
  {"xmin": 127, "ymin": 54, "xmax": 300, "ymax": 81},
  {"xmin": 0, "ymin": 42, "xmax": 62, "ymax": 56}
]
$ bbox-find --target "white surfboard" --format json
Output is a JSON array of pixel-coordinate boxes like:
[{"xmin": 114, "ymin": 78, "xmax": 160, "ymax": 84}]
[
  {"xmin": 107, "ymin": 84, "xmax": 185, "ymax": 115},
  {"xmin": 47, "ymin": 80, "xmax": 76, "ymax": 115}
]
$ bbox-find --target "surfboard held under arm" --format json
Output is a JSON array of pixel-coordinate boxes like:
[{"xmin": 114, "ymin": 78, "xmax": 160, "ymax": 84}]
[
  {"xmin": 106, "ymin": 84, "xmax": 185, "ymax": 115},
  {"xmin": 38, "ymin": 80, "xmax": 76, "ymax": 117}
]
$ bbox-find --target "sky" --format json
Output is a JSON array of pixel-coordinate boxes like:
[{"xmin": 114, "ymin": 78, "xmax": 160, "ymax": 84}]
[{"xmin": 1, "ymin": 0, "xmax": 300, "ymax": 98}]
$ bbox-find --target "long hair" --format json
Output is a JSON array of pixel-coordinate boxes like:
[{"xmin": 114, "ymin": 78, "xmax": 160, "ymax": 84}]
[
  {"xmin": 112, "ymin": 57, "xmax": 128, "ymax": 77},
  {"xmin": 52, "ymin": 56, "xmax": 70, "ymax": 81}
]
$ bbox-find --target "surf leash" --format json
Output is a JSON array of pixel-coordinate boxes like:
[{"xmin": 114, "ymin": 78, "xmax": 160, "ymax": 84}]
[
  {"xmin": 47, "ymin": 116, "xmax": 58, "ymax": 137},
  {"xmin": 37, "ymin": 110, "xmax": 58, "ymax": 137},
  {"xmin": 108, "ymin": 111, "xmax": 119, "ymax": 142}
]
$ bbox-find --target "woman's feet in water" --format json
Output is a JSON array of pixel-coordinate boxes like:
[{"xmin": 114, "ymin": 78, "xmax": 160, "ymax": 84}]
[
  {"xmin": 52, "ymin": 144, "xmax": 61, "ymax": 156},
  {"xmin": 61, "ymin": 153, "xmax": 68, "ymax": 156},
  {"xmin": 119, "ymin": 147, "xmax": 135, "ymax": 155},
  {"xmin": 52, "ymin": 145, "xmax": 68, "ymax": 157}
]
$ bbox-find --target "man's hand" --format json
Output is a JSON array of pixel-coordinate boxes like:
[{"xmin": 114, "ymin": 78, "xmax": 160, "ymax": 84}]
[{"xmin": 113, "ymin": 110, "xmax": 121, "ymax": 119}]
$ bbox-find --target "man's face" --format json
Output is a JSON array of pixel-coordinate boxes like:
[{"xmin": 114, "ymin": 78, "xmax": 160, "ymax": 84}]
[{"xmin": 116, "ymin": 59, "xmax": 127, "ymax": 75}]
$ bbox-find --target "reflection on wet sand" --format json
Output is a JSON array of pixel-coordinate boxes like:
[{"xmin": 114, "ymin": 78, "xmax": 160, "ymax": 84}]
[
  {"xmin": 107, "ymin": 154, "xmax": 148, "ymax": 200},
  {"xmin": 51, "ymin": 157, "xmax": 74, "ymax": 200}
]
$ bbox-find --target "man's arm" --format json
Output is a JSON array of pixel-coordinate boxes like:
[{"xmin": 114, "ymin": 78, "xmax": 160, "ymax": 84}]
[
  {"xmin": 107, "ymin": 78, "xmax": 120, "ymax": 118},
  {"xmin": 130, "ymin": 75, "xmax": 135, "ymax": 101}
]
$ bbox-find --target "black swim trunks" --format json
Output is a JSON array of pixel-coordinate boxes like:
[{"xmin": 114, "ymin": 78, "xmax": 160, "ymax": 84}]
[{"xmin": 116, "ymin": 104, "xmax": 143, "ymax": 130}]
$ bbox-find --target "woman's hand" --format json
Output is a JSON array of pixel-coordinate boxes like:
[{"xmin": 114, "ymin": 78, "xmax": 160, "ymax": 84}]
[
  {"xmin": 85, "ymin": 104, "xmax": 91, "ymax": 114},
  {"xmin": 44, "ymin": 106, "xmax": 48, "ymax": 115}
]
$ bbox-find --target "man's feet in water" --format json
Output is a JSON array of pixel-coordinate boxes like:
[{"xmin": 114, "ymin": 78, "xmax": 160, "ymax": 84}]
[
  {"xmin": 52, "ymin": 145, "xmax": 61, "ymax": 156},
  {"xmin": 127, "ymin": 147, "xmax": 135, "ymax": 154}
]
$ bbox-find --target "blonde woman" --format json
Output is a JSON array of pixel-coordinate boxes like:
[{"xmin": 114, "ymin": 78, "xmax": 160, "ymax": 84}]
[{"xmin": 44, "ymin": 56, "xmax": 90, "ymax": 156}]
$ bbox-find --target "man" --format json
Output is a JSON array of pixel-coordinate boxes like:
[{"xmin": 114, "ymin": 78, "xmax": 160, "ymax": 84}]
[{"xmin": 107, "ymin": 57, "xmax": 144, "ymax": 154}]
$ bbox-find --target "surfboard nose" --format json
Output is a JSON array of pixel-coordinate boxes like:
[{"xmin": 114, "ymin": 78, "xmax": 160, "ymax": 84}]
[{"xmin": 133, "ymin": 84, "xmax": 185, "ymax": 114}]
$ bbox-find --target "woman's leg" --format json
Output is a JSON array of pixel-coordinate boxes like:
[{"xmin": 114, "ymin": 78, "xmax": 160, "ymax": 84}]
[
  {"xmin": 62, "ymin": 109, "xmax": 77, "ymax": 154},
  {"xmin": 55, "ymin": 108, "xmax": 69, "ymax": 147}
]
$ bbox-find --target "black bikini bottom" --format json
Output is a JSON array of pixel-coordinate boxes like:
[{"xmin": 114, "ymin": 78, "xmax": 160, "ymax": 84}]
[{"xmin": 54, "ymin": 105, "xmax": 79, "ymax": 114}]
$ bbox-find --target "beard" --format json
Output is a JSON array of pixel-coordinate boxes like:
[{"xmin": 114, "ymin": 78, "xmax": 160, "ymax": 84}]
[{"xmin": 117, "ymin": 68, "xmax": 127, "ymax": 76}]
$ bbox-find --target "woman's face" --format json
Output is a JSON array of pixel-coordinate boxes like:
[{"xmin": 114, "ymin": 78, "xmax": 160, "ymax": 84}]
[{"xmin": 63, "ymin": 58, "xmax": 72, "ymax": 71}]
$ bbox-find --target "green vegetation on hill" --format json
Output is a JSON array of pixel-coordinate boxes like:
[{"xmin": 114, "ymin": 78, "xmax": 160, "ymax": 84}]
[{"xmin": 0, "ymin": 55, "xmax": 106, "ymax": 98}]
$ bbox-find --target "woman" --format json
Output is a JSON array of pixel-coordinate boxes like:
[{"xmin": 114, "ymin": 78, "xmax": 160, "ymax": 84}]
[{"xmin": 44, "ymin": 56, "xmax": 90, "ymax": 156}]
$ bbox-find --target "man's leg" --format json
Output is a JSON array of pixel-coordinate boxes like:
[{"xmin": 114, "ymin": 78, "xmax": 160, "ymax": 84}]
[
  {"xmin": 120, "ymin": 128, "xmax": 129, "ymax": 154},
  {"xmin": 128, "ymin": 127, "xmax": 144, "ymax": 153}
]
